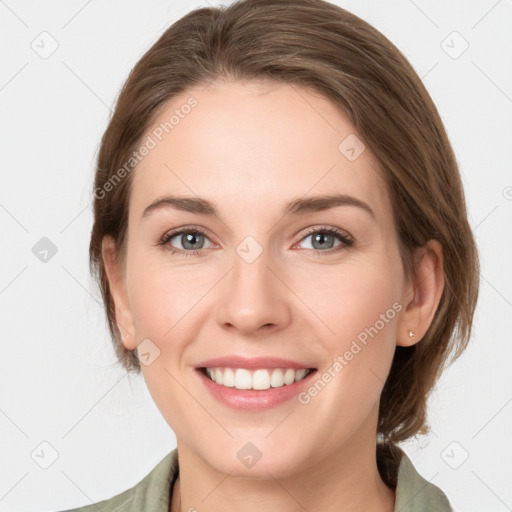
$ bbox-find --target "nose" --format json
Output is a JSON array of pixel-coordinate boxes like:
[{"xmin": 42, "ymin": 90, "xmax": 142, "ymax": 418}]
[{"xmin": 216, "ymin": 245, "xmax": 292, "ymax": 336}]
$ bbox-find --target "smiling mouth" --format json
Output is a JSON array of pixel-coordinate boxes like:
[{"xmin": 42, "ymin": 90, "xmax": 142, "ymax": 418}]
[{"xmin": 199, "ymin": 367, "xmax": 317, "ymax": 390}]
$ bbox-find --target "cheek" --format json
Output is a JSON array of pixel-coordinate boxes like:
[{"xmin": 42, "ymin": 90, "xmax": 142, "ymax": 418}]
[
  {"xmin": 126, "ymin": 256, "xmax": 209, "ymax": 340},
  {"xmin": 293, "ymin": 255, "xmax": 401, "ymax": 341},
  {"xmin": 294, "ymin": 256, "xmax": 401, "ymax": 392},
  {"xmin": 128, "ymin": 262, "xmax": 203, "ymax": 428}
]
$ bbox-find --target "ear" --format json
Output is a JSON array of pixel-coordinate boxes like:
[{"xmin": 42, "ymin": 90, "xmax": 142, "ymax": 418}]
[
  {"xmin": 396, "ymin": 239, "xmax": 444, "ymax": 347},
  {"xmin": 102, "ymin": 235, "xmax": 137, "ymax": 351}
]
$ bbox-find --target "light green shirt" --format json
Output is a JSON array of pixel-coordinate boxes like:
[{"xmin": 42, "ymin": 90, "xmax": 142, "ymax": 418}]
[{"xmin": 58, "ymin": 446, "xmax": 453, "ymax": 511}]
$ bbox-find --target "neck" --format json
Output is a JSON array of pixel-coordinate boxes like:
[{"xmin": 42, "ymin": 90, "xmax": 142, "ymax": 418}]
[{"xmin": 170, "ymin": 439, "xmax": 396, "ymax": 512}]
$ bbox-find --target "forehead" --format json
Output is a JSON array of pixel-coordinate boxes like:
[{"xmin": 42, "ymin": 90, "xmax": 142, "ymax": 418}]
[{"xmin": 130, "ymin": 79, "xmax": 390, "ymax": 225}]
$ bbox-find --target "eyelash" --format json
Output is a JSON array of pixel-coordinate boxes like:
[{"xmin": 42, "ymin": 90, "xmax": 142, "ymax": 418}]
[{"xmin": 157, "ymin": 225, "xmax": 355, "ymax": 258}]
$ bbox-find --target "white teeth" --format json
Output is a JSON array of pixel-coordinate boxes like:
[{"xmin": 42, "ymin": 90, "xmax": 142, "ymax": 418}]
[
  {"xmin": 252, "ymin": 369, "xmax": 271, "ymax": 390},
  {"xmin": 283, "ymin": 368, "xmax": 296, "ymax": 385},
  {"xmin": 204, "ymin": 367, "xmax": 312, "ymax": 390},
  {"xmin": 223, "ymin": 368, "xmax": 235, "ymax": 387},
  {"xmin": 270, "ymin": 368, "xmax": 284, "ymax": 387},
  {"xmin": 295, "ymin": 369, "xmax": 308, "ymax": 381},
  {"xmin": 235, "ymin": 369, "xmax": 252, "ymax": 389}
]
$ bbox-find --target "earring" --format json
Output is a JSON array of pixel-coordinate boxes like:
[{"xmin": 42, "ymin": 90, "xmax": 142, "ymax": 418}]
[{"xmin": 408, "ymin": 330, "xmax": 415, "ymax": 339}]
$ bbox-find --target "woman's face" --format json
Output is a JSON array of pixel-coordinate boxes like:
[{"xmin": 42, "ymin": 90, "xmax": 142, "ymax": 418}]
[{"xmin": 104, "ymin": 79, "xmax": 423, "ymax": 477}]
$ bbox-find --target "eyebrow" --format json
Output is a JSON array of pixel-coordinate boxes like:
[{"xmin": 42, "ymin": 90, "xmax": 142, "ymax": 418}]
[{"xmin": 141, "ymin": 193, "xmax": 376, "ymax": 220}]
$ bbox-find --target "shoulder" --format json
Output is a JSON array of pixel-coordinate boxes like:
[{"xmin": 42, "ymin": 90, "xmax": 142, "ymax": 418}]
[
  {"xmin": 394, "ymin": 448, "xmax": 454, "ymax": 512},
  {"xmin": 56, "ymin": 448, "xmax": 179, "ymax": 512},
  {"xmin": 58, "ymin": 487, "xmax": 134, "ymax": 512}
]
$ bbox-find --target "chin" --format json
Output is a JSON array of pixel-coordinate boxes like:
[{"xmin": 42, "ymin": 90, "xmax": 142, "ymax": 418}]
[{"xmin": 198, "ymin": 441, "xmax": 310, "ymax": 480}]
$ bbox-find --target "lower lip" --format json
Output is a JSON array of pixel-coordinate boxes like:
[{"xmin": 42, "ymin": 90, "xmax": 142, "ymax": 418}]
[{"xmin": 195, "ymin": 368, "xmax": 318, "ymax": 411}]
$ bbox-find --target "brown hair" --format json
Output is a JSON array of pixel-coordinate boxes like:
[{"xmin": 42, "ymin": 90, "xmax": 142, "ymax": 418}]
[{"xmin": 89, "ymin": 0, "xmax": 479, "ymax": 469}]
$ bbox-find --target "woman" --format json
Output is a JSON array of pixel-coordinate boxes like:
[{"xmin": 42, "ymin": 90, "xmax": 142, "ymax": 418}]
[{"xmin": 61, "ymin": 0, "xmax": 479, "ymax": 510}]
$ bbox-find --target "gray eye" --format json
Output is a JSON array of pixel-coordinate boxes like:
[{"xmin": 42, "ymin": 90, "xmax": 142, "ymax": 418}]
[
  {"xmin": 169, "ymin": 231, "xmax": 212, "ymax": 251},
  {"xmin": 300, "ymin": 231, "xmax": 344, "ymax": 251}
]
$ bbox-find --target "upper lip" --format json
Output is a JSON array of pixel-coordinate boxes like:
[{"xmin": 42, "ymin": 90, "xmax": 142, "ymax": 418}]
[{"xmin": 196, "ymin": 356, "xmax": 316, "ymax": 370}]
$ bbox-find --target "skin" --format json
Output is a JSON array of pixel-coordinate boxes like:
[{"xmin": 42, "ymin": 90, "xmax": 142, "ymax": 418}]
[{"xmin": 102, "ymin": 79, "xmax": 444, "ymax": 512}]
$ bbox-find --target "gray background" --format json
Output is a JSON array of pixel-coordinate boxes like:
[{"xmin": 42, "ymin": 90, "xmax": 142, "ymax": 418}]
[{"xmin": 1, "ymin": 0, "xmax": 511, "ymax": 511}]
